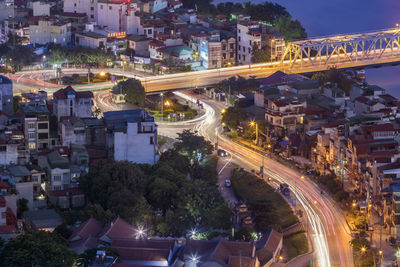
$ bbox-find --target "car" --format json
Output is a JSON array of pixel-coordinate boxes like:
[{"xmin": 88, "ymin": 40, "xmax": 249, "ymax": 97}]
[
  {"xmin": 217, "ymin": 149, "xmax": 227, "ymax": 157},
  {"xmin": 225, "ymin": 179, "xmax": 231, "ymax": 187}
]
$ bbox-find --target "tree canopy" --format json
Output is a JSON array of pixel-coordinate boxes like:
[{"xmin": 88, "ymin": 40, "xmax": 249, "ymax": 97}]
[
  {"xmin": 252, "ymin": 43, "xmax": 270, "ymax": 63},
  {"xmin": 221, "ymin": 106, "xmax": 248, "ymax": 129},
  {"xmin": 275, "ymin": 16, "xmax": 307, "ymax": 41},
  {"xmin": 113, "ymin": 78, "xmax": 146, "ymax": 107},
  {"xmin": 0, "ymin": 231, "xmax": 76, "ymax": 267},
  {"xmin": 48, "ymin": 45, "xmax": 113, "ymax": 67}
]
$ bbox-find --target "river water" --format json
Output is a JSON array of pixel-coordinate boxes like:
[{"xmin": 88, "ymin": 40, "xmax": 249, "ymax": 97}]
[{"xmin": 214, "ymin": 0, "xmax": 400, "ymax": 97}]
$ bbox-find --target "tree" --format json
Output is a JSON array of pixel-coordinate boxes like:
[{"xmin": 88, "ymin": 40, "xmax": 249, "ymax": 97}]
[
  {"xmin": 79, "ymin": 160, "xmax": 153, "ymax": 224},
  {"xmin": 17, "ymin": 198, "xmax": 28, "ymax": 219},
  {"xmin": 113, "ymin": 78, "xmax": 146, "ymax": 107},
  {"xmin": 13, "ymin": 96, "xmax": 21, "ymax": 114},
  {"xmin": 275, "ymin": 16, "xmax": 307, "ymax": 41},
  {"xmin": 0, "ymin": 231, "xmax": 76, "ymax": 267},
  {"xmin": 49, "ymin": 46, "xmax": 67, "ymax": 66},
  {"xmin": 174, "ymin": 130, "xmax": 213, "ymax": 165},
  {"xmin": 54, "ymin": 223, "xmax": 72, "ymax": 240},
  {"xmin": 7, "ymin": 46, "xmax": 34, "ymax": 71},
  {"xmin": 77, "ymin": 247, "xmax": 119, "ymax": 267},
  {"xmin": 312, "ymin": 72, "xmax": 327, "ymax": 87},
  {"xmin": 221, "ymin": 106, "xmax": 247, "ymax": 129},
  {"xmin": 252, "ymin": 43, "xmax": 270, "ymax": 63}
]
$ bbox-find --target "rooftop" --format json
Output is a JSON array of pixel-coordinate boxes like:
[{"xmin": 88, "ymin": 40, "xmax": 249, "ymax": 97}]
[{"xmin": 48, "ymin": 151, "xmax": 69, "ymax": 169}]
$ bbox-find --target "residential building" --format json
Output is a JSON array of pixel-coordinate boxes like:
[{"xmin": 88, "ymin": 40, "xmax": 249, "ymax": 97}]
[
  {"xmin": 23, "ymin": 209, "xmax": 62, "ymax": 232},
  {"xmin": 46, "ymin": 150, "xmax": 71, "ymax": 191},
  {"xmin": 0, "ymin": 75, "xmax": 13, "ymax": 115},
  {"xmin": 53, "ymin": 86, "xmax": 94, "ymax": 121},
  {"xmin": 75, "ymin": 31, "xmax": 106, "ymax": 48},
  {"xmin": 32, "ymin": 1, "xmax": 52, "ymax": 16},
  {"xmin": 221, "ymin": 35, "xmax": 236, "ymax": 67},
  {"xmin": 0, "ymin": 0, "xmax": 14, "ymax": 22},
  {"xmin": 354, "ymin": 96, "xmax": 386, "ymax": 116},
  {"xmin": 199, "ymin": 39, "xmax": 221, "ymax": 69},
  {"xmin": 127, "ymin": 35, "xmax": 150, "ymax": 57},
  {"xmin": 29, "ymin": 18, "xmax": 72, "ymax": 46},
  {"xmin": 50, "ymin": 188, "xmax": 85, "ymax": 209},
  {"xmin": 265, "ymin": 97, "xmax": 307, "ymax": 133},
  {"xmin": 60, "ymin": 117, "xmax": 86, "ymax": 146},
  {"xmin": 63, "ymin": 0, "xmax": 97, "ymax": 22},
  {"xmin": 237, "ymin": 20, "xmax": 284, "ymax": 64},
  {"xmin": 21, "ymin": 104, "xmax": 50, "ymax": 152},
  {"xmin": 104, "ymin": 109, "xmax": 158, "ymax": 164}
]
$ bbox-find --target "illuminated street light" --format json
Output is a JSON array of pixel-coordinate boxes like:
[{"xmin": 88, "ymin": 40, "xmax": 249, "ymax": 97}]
[
  {"xmin": 267, "ymin": 144, "xmax": 272, "ymax": 149},
  {"xmin": 279, "ymin": 256, "xmax": 283, "ymax": 261},
  {"xmin": 189, "ymin": 229, "xmax": 197, "ymax": 239},
  {"xmin": 300, "ymin": 175, "xmax": 304, "ymax": 179},
  {"xmin": 190, "ymin": 254, "xmax": 199, "ymax": 266},
  {"xmin": 99, "ymin": 71, "xmax": 106, "ymax": 76},
  {"xmin": 361, "ymin": 247, "xmax": 366, "ymax": 253},
  {"xmin": 352, "ymin": 202, "xmax": 356, "ymax": 207},
  {"xmin": 135, "ymin": 225, "xmax": 147, "ymax": 239},
  {"xmin": 249, "ymin": 121, "xmax": 255, "ymax": 126},
  {"xmin": 165, "ymin": 100, "xmax": 171, "ymax": 107},
  {"xmin": 220, "ymin": 108, "xmax": 226, "ymax": 114},
  {"xmin": 313, "ymin": 148, "xmax": 317, "ymax": 153},
  {"xmin": 379, "ymin": 250, "xmax": 383, "ymax": 255},
  {"xmin": 313, "ymin": 200, "xmax": 317, "ymax": 205}
]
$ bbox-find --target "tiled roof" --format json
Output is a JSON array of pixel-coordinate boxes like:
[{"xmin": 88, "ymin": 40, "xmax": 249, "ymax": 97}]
[
  {"xmin": 8, "ymin": 165, "xmax": 31, "ymax": 177},
  {"xmin": 364, "ymin": 123, "xmax": 395, "ymax": 132},
  {"xmin": 69, "ymin": 217, "xmax": 103, "ymax": 242},
  {"xmin": 48, "ymin": 151, "xmax": 69, "ymax": 169},
  {"xmin": 98, "ymin": 217, "xmax": 137, "ymax": 242},
  {"xmin": 260, "ymin": 71, "xmax": 306, "ymax": 86},
  {"xmin": 111, "ymin": 239, "xmax": 174, "ymax": 250},
  {"xmin": 115, "ymin": 247, "xmax": 170, "ymax": 262},
  {"xmin": 53, "ymin": 86, "xmax": 94, "ymax": 100}
]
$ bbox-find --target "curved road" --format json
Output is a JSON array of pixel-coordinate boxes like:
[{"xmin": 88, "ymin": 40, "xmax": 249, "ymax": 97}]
[{"xmin": 95, "ymin": 89, "xmax": 353, "ymax": 267}]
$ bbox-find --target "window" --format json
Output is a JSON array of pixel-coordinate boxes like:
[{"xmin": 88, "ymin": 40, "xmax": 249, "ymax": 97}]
[
  {"xmin": 238, "ymin": 45, "xmax": 241, "ymax": 50},
  {"xmin": 53, "ymin": 186, "xmax": 62, "ymax": 190},
  {"xmin": 109, "ymin": 6, "xmax": 112, "ymax": 10},
  {"xmin": 28, "ymin": 142, "xmax": 36, "ymax": 149},
  {"xmin": 222, "ymin": 44, "xmax": 226, "ymax": 50},
  {"xmin": 28, "ymin": 123, "xmax": 35, "ymax": 129},
  {"xmin": 148, "ymin": 29, "xmax": 153, "ymax": 35},
  {"xmin": 212, "ymin": 60, "xmax": 217, "ymax": 65},
  {"xmin": 0, "ymin": 145, "xmax": 5, "ymax": 152},
  {"xmin": 90, "ymin": 15, "xmax": 94, "ymax": 19},
  {"xmin": 28, "ymin": 133, "xmax": 35, "ymax": 139},
  {"xmin": 32, "ymin": 176, "xmax": 38, "ymax": 182},
  {"xmin": 150, "ymin": 136, "xmax": 154, "ymax": 144},
  {"xmin": 100, "ymin": 4, "xmax": 103, "ymax": 9},
  {"xmin": 242, "ymin": 46, "xmax": 245, "ymax": 52},
  {"xmin": 53, "ymin": 175, "xmax": 61, "ymax": 182},
  {"xmin": 1, "ymin": 212, "xmax": 5, "ymax": 219},
  {"xmin": 238, "ymin": 29, "xmax": 241, "ymax": 33},
  {"xmin": 38, "ymin": 133, "xmax": 48, "ymax": 139},
  {"xmin": 243, "ymin": 55, "xmax": 246, "ymax": 61},
  {"xmin": 222, "ymin": 53, "xmax": 226, "ymax": 59},
  {"xmin": 230, "ymin": 52, "xmax": 234, "ymax": 58},
  {"xmin": 248, "ymin": 47, "xmax": 251, "ymax": 53},
  {"xmin": 38, "ymin": 123, "xmax": 48, "ymax": 129},
  {"xmin": 90, "ymin": 7, "xmax": 94, "ymax": 10},
  {"xmin": 238, "ymin": 36, "xmax": 241, "ymax": 42},
  {"xmin": 238, "ymin": 55, "xmax": 241, "ymax": 60},
  {"xmin": 230, "ymin": 43, "xmax": 234, "ymax": 50},
  {"xmin": 249, "ymin": 40, "xmax": 252, "ymax": 46},
  {"xmin": 74, "ymin": 3, "xmax": 76, "ymax": 7}
]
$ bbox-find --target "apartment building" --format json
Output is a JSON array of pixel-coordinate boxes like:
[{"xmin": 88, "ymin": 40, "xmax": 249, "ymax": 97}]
[
  {"xmin": 29, "ymin": 18, "xmax": 71, "ymax": 46},
  {"xmin": 21, "ymin": 104, "xmax": 50, "ymax": 152},
  {"xmin": 53, "ymin": 86, "xmax": 93, "ymax": 121},
  {"xmin": 0, "ymin": 75, "xmax": 13, "ymax": 116},
  {"xmin": 63, "ymin": 0, "xmax": 97, "ymax": 22},
  {"xmin": 104, "ymin": 109, "xmax": 158, "ymax": 164}
]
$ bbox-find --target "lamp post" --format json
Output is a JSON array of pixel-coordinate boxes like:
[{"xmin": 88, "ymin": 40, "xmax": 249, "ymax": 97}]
[{"xmin": 160, "ymin": 93, "xmax": 164, "ymax": 122}]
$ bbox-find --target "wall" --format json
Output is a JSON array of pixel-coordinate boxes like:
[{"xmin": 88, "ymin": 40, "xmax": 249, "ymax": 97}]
[
  {"xmin": 33, "ymin": 2, "xmax": 51, "ymax": 16},
  {"xmin": 113, "ymin": 122, "xmax": 157, "ymax": 164},
  {"xmin": 63, "ymin": 0, "xmax": 97, "ymax": 22},
  {"xmin": 16, "ymin": 182, "xmax": 34, "ymax": 210},
  {"xmin": 0, "ymin": 143, "xmax": 18, "ymax": 165},
  {"xmin": 29, "ymin": 21, "xmax": 71, "ymax": 46}
]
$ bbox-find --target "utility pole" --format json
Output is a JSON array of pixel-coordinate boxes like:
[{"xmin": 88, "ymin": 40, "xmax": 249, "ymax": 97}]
[
  {"xmin": 255, "ymin": 122, "xmax": 259, "ymax": 145},
  {"xmin": 87, "ymin": 65, "xmax": 91, "ymax": 84}
]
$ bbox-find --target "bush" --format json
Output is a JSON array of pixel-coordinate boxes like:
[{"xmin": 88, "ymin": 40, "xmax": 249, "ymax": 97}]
[
  {"xmin": 283, "ymin": 231, "xmax": 309, "ymax": 260},
  {"xmin": 231, "ymin": 169, "xmax": 298, "ymax": 231}
]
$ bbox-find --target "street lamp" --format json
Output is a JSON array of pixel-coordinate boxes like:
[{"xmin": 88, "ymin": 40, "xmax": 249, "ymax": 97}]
[
  {"xmin": 221, "ymin": 108, "xmax": 226, "ymax": 114},
  {"xmin": 160, "ymin": 93, "xmax": 164, "ymax": 122},
  {"xmin": 361, "ymin": 247, "xmax": 366, "ymax": 253}
]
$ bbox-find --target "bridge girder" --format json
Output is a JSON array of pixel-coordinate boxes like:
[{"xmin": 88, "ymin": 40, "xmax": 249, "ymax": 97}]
[{"xmin": 280, "ymin": 28, "xmax": 400, "ymax": 68}]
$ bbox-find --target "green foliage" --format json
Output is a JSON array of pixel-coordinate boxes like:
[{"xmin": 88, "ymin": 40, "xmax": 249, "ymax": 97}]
[
  {"xmin": 252, "ymin": 43, "xmax": 270, "ymax": 63},
  {"xmin": 214, "ymin": 2, "xmax": 289, "ymax": 22},
  {"xmin": 6, "ymin": 45, "xmax": 35, "ymax": 71},
  {"xmin": 79, "ymin": 160, "xmax": 152, "ymax": 225},
  {"xmin": 350, "ymin": 238, "xmax": 370, "ymax": 252},
  {"xmin": 181, "ymin": 0, "xmax": 213, "ymax": 12},
  {"xmin": 0, "ymin": 231, "xmax": 76, "ymax": 267},
  {"xmin": 325, "ymin": 68, "xmax": 353, "ymax": 95},
  {"xmin": 221, "ymin": 106, "xmax": 247, "ymax": 130},
  {"xmin": 283, "ymin": 231, "xmax": 309, "ymax": 260},
  {"xmin": 54, "ymin": 223, "xmax": 73, "ymax": 240},
  {"xmin": 275, "ymin": 16, "xmax": 307, "ymax": 41},
  {"xmin": 113, "ymin": 78, "xmax": 145, "ymax": 107},
  {"xmin": 175, "ymin": 130, "xmax": 214, "ymax": 165},
  {"xmin": 217, "ymin": 76, "xmax": 259, "ymax": 95},
  {"xmin": 317, "ymin": 174, "xmax": 350, "ymax": 204},
  {"xmin": 13, "ymin": 96, "xmax": 21, "ymax": 114},
  {"xmin": 17, "ymin": 198, "xmax": 28, "ymax": 219},
  {"xmin": 234, "ymin": 226, "xmax": 257, "ymax": 241},
  {"xmin": 77, "ymin": 247, "xmax": 119, "ymax": 267},
  {"xmin": 354, "ymin": 215, "xmax": 367, "ymax": 230},
  {"xmin": 231, "ymin": 168, "xmax": 298, "ymax": 231},
  {"xmin": 312, "ymin": 72, "xmax": 327, "ymax": 87},
  {"xmin": 48, "ymin": 45, "xmax": 113, "ymax": 67}
]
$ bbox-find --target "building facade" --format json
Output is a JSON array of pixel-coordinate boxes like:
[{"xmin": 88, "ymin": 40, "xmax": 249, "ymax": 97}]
[{"xmin": 53, "ymin": 86, "xmax": 94, "ymax": 121}]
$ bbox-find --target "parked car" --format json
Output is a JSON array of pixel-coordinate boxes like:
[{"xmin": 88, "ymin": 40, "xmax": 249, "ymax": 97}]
[
  {"xmin": 217, "ymin": 149, "xmax": 227, "ymax": 157},
  {"xmin": 225, "ymin": 179, "xmax": 231, "ymax": 187}
]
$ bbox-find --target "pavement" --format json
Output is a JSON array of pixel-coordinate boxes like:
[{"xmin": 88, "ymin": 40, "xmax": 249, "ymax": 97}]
[{"xmin": 216, "ymin": 158, "xmax": 238, "ymax": 209}]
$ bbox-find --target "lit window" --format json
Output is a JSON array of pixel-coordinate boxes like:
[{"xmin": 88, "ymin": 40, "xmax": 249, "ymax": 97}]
[{"xmin": 28, "ymin": 142, "xmax": 36, "ymax": 149}]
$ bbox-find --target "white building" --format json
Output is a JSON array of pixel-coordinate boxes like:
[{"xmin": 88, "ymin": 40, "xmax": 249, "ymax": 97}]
[
  {"xmin": 21, "ymin": 104, "xmax": 50, "ymax": 152},
  {"xmin": 104, "ymin": 109, "xmax": 158, "ymax": 164},
  {"xmin": 60, "ymin": 117, "xmax": 86, "ymax": 146},
  {"xmin": 63, "ymin": 0, "xmax": 97, "ymax": 22},
  {"xmin": 47, "ymin": 151, "xmax": 71, "ymax": 191},
  {"xmin": 53, "ymin": 86, "xmax": 94, "ymax": 121},
  {"xmin": 29, "ymin": 19, "xmax": 71, "ymax": 46},
  {"xmin": 32, "ymin": 1, "xmax": 52, "ymax": 17},
  {"xmin": 0, "ymin": 75, "xmax": 13, "ymax": 115},
  {"xmin": 237, "ymin": 21, "xmax": 262, "ymax": 65}
]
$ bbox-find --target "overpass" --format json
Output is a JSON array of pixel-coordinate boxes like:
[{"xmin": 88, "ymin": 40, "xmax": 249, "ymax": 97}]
[{"xmin": 134, "ymin": 27, "xmax": 400, "ymax": 93}]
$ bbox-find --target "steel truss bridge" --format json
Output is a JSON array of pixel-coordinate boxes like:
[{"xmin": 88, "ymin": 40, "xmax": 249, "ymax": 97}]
[{"xmin": 281, "ymin": 27, "xmax": 400, "ymax": 68}]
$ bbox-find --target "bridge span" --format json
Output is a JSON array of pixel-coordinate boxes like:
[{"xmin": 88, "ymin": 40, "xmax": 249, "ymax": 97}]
[{"xmin": 133, "ymin": 27, "xmax": 400, "ymax": 93}]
